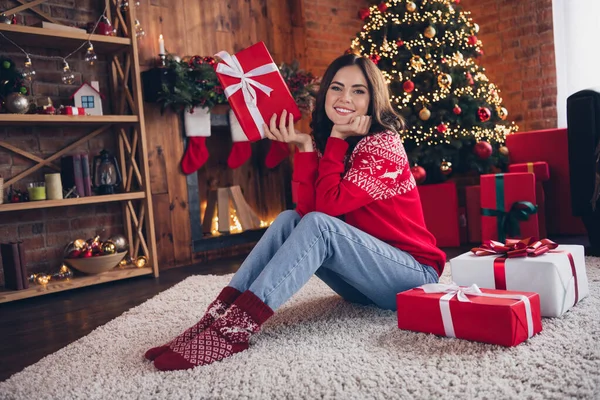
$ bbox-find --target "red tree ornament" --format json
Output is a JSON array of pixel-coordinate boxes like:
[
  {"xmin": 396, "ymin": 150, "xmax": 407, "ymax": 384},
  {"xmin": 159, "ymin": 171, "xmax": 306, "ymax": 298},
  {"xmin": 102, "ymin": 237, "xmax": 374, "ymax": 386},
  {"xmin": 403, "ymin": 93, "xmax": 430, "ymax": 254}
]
[
  {"xmin": 468, "ymin": 35, "xmax": 478, "ymax": 45},
  {"xmin": 378, "ymin": 2, "xmax": 388, "ymax": 12},
  {"xmin": 478, "ymin": 107, "xmax": 491, "ymax": 122},
  {"xmin": 454, "ymin": 0, "xmax": 460, "ymax": 3},
  {"xmin": 358, "ymin": 8, "xmax": 370, "ymax": 20},
  {"xmin": 453, "ymin": 105, "xmax": 462, "ymax": 115},
  {"xmin": 370, "ymin": 54, "xmax": 381, "ymax": 64},
  {"xmin": 437, "ymin": 123, "xmax": 448, "ymax": 134},
  {"xmin": 474, "ymin": 141, "xmax": 493, "ymax": 159},
  {"xmin": 403, "ymin": 80, "xmax": 415, "ymax": 93},
  {"xmin": 396, "ymin": 39, "xmax": 404, "ymax": 47},
  {"xmin": 410, "ymin": 165, "xmax": 427, "ymax": 185}
]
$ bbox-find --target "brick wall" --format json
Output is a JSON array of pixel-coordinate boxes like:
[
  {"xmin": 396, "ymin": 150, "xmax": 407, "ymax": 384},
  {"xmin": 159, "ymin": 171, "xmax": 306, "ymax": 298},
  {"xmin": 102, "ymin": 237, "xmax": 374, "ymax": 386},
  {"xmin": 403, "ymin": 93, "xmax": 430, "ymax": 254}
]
[
  {"xmin": 458, "ymin": 0, "xmax": 557, "ymax": 132},
  {"xmin": 302, "ymin": 0, "xmax": 557, "ymax": 132},
  {"xmin": 303, "ymin": 0, "xmax": 368, "ymax": 76},
  {"xmin": 0, "ymin": 0, "xmax": 122, "ymax": 283}
]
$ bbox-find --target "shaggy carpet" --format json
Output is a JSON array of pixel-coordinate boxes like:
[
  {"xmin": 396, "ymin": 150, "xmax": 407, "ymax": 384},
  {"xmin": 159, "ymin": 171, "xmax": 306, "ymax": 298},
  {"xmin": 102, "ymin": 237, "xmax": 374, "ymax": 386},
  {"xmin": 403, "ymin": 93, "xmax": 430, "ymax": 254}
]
[{"xmin": 1, "ymin": 258, "xmax": 599, "ymax": 400}]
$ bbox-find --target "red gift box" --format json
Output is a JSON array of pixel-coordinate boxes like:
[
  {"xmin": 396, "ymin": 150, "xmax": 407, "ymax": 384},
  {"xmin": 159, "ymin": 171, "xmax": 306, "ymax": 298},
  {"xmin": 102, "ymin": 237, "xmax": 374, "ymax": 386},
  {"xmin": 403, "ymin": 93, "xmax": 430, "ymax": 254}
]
[
  {"xmin": 466, "ymin": 185, "xmax": 481, "ymax": 243},
  {"xmin": 397, "ymin": 284, "xmax": 542, "ymax": 347},
  {"xmin": 508, "ymin": 162, "xmax": 550, "ymax": 182},
  {"xmin": 506, "ymin": 128, "xmax": 586, "ymax": 235},
  {"xmin": 481, "ymin": 173, "xmax": 539, "ymax": 242},
  {"xmin": 215, "ymin": 42, "xmax": 301, "ymax": 142},
  {"xmin": 418, "ymin": 182, "xmax": 460, "ymax": 247},
  {"xmin": 59, "ymin": 106, "xmax": 86, "ymax": 115}
]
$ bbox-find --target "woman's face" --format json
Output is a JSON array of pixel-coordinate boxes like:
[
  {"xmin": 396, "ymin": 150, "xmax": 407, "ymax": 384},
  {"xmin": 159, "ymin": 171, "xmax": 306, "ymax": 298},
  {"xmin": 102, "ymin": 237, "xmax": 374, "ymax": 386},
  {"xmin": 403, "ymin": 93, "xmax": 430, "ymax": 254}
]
[{"xmin": 324, "ymin": 65, "xmax": 370, "ymax": 125}]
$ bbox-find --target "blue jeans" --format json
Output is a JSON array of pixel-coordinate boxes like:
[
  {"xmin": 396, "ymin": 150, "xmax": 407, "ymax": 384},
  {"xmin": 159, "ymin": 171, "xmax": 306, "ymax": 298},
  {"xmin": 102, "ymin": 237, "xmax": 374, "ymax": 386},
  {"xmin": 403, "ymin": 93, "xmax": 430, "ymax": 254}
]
[{"xmin": 228, "ymin": 210, "xmax": 439, "ymax": 311}]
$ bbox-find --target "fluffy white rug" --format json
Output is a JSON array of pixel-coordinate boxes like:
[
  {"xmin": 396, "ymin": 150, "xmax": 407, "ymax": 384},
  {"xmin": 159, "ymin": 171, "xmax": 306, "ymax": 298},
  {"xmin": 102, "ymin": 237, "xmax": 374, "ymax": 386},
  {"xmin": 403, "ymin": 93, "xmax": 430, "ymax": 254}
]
[{"xmin": 1, "ymin": 259, "xmax": 599, "ymax": 400}]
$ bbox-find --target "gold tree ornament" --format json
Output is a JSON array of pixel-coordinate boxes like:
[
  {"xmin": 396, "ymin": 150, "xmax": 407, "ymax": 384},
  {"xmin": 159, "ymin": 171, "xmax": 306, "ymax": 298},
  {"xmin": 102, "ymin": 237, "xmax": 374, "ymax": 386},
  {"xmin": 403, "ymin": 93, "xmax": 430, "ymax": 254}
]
[
  {"xmin": 497, "ymin": 107, "xmax": 508, "ymax": 120},
  {"xmin": 440, "ymin": 160, "xmax": 453, "ymax": 175},
  {"xmin": 437, "ymin": 73, "xmax": 452, "ymax": 89},
  {"xmin": 419, "ymin": 107, "xmax": 431, "ymax": 121},
  {"xmin": 406, "ymin": 1, "xmax": 417, "ymax": 12},
  {"xmin": 499, "ymin": 146, "xmax": 510, "ymax": 156},
  {"xmin": 472, "ymin": 23, "xmax": 480, "ymax": 34},
  {"xmin": 135, "ymin": 256, "xmax": 149, "ymax": 268},
  {"xmin": 410, "ymin": 55, "xmax": 426, "ymax": 71},
  {"xmin": 101, "ymin": 241, "xmax": 117, "ymax": 255},
  {"xmin": 424, "ymin": 26, "xmax": 436, "ymax": 39}
]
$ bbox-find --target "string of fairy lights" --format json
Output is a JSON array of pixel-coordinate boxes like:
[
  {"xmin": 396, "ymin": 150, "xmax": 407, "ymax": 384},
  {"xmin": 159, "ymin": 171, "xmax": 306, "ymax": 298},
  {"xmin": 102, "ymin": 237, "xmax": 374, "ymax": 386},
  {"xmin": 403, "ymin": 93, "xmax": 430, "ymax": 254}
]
[
  {"xmin": 0, "ymin": 1, "xmax": 145, "ymax": 85},
  {"xmin": 350, "ymin": 0, "xmax": 517, "ymax": 147}
]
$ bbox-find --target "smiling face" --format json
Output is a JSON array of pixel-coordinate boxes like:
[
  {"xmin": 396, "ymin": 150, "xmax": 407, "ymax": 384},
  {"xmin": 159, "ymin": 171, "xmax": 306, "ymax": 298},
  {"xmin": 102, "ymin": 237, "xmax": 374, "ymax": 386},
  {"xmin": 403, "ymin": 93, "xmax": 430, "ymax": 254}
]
[{"xmin": 324, "ymin": 65, "xmax": 371, "ymax": 125}]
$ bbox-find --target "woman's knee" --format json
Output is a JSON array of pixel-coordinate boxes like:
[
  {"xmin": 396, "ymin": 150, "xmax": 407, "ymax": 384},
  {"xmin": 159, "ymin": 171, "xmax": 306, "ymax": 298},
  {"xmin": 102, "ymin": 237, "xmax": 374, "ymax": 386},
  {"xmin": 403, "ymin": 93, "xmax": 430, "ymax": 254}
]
[
  {"xmin": 301, "ymin": 211, "xmax": 335, "ymax": 227},
  {"xmin": 272, "ymin": 209, "xmax": 301, "ymax": 227}
]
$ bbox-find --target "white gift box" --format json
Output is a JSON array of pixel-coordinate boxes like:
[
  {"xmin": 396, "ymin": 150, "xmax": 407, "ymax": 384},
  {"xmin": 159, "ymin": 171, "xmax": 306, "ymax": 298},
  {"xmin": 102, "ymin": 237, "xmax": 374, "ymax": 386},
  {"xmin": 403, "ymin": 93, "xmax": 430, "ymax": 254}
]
[{"xmin": 450, "ymin": 245, "xmax": 588, "ymax": 317}]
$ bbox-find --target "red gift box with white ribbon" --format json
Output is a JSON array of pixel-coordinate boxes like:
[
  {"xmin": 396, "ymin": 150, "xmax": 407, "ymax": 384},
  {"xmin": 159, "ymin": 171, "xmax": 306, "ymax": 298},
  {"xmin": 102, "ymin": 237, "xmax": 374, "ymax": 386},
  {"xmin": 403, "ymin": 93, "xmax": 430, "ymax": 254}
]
[
  {"xmin": 215, "ymin": 42, "xmax": 301, "ymax": 142},
  {"xmin": 59, "ymin": 106, "xmax": 86, "ymax": 115},
  {"xmin": 450, "ymin": 238, "xmax": 589, "ymax": 317},
  {"xmin": 397, "ymin": 283, "xmax": 542, "ymax": 347}
]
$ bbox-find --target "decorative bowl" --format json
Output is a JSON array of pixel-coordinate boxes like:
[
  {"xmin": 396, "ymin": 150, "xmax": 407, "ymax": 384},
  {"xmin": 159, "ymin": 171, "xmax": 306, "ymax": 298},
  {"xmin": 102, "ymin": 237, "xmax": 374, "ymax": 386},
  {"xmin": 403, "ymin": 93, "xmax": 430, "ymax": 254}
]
[{"xmin": 64, "ymin": 252, "xmax": 126, "ymax": 274}]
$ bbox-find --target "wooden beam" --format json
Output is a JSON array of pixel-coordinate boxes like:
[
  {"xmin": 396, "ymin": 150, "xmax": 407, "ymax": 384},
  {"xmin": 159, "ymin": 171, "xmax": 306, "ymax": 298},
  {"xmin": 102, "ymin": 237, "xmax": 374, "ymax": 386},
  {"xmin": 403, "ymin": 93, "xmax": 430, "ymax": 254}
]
[
  {"xmin": 0, "ymin": 140, "xmax": 60, "ymax": 171},
  {"xmin": 9, "ymin": 0, "xmax": 60, "ymax": 24}
]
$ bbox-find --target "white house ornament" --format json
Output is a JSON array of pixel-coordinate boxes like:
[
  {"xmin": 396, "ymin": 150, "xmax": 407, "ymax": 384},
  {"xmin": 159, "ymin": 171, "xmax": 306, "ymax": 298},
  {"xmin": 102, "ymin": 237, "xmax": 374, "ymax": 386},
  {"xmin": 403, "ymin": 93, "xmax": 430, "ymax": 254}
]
[{"xmin": 71, "ymin": 81, "xmax": 104, "ymax": 115}]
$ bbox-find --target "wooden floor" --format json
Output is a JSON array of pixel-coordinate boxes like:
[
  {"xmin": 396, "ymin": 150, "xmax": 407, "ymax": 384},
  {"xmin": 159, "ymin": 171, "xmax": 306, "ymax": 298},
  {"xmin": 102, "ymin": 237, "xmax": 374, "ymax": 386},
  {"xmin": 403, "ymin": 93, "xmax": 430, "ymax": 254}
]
[{"xmin": 0, "ymin": 239, "xmax": 588, "ymax": 382}]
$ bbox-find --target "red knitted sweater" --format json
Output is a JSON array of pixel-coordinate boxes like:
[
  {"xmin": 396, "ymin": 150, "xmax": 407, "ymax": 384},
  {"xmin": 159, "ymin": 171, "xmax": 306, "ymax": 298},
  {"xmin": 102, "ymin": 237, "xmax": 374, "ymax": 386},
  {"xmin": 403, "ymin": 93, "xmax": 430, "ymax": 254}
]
[{"xmin": 292, "ymin": 132, "xmax": 446, "ymax": 275}]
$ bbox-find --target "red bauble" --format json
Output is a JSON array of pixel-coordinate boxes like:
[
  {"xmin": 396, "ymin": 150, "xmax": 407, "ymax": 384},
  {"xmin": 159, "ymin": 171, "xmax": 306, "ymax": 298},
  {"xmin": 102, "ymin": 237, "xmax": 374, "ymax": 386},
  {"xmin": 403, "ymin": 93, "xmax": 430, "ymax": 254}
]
[
  {"xmin": 358, "ymin": 8, "xmax": 370, "ymax": 20},
  {"xmin": 478, "ymin": 107, "xmax": 491, "ymax": 122},
  {"xmin": 410, "ymin": 166, "xmax": 427, "ymax": 185},
  {"xmin": 453, "ymin": 105, "xmax": 462, "ymax": 115},
  {"xmin": 441, "ymin": 57, "xmax": 447, "ymax": 63},
  {"xmin": 81, "ymin": 249, "xmax": 93, "ymax": 258},
  {"xmin": 68, "ymin": 250, "xmax": 81, "ymax": 259},
  {"xmin": 437, "ymin": 123, "xmax": 447, "ymax": 134},
  {"xmin": 454, "ymin": 0, "xmax": 460, "ymax": 3},
  {"xmin": 378, "ymin": 2, "xmax": 388, "ymax": 12},
  {"xmin": 468, "ymin": 35, "xmax": 478, "ymax": 45},
  {"xmin": 478, "ymin": 48, "xmax": 484, "ymax": 55},
  {"xmin": 403, "ymin": 80, "xmax": 415, "ymax": 93},
  {"xmin": 474, "ymin": 141, "xmax": 493, "ymax": 160},
  {"xmin": 369, "ymin": 54, "xmax": 381, "ymax": 64},
  {"xmin": 189, "ymin": 55, "xmax": 202, "ymax": 67},
  {"xmin": 396, "ymin": 39, "xmax": 404, "ymax": 47}
]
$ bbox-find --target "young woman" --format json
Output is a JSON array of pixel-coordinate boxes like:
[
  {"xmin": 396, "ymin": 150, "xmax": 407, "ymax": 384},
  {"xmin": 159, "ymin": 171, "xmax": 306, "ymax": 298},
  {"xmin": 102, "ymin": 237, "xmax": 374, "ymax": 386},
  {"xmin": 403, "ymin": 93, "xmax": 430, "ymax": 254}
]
[{"xmin": 146, "ymin": 54, "xmax": 446, "ymax": 371}]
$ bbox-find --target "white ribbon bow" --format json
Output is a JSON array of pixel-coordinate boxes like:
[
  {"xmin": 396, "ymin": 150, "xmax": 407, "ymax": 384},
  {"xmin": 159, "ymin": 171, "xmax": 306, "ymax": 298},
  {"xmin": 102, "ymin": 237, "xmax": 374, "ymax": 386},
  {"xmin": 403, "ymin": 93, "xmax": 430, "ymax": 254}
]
[
  {"xmin": 215, "ymin": 50, "xmax": 279, "ymax": 139},
  {"xmin": 420, "ymin": 283, "xmax": 534, "ymax": 339}
]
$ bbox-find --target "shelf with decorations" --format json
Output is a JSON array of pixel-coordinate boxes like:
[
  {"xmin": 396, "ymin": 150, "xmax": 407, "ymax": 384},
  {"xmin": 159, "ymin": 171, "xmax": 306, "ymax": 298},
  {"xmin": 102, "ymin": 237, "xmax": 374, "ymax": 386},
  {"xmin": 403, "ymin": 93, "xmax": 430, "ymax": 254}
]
[
  {"xmin": 0, "ymin": 0, "xmax": 158, "ymax": 303},
  {"xmin": 0, "ymin": 266, "xmax": 152, "ymax": 304},
  {"xmin": 0, "ymin": 114, "xmax": 139, "ymax": 125},
  {"xmin": 0, "ymin": 23, "xmax": 131, "ymax": 53}
]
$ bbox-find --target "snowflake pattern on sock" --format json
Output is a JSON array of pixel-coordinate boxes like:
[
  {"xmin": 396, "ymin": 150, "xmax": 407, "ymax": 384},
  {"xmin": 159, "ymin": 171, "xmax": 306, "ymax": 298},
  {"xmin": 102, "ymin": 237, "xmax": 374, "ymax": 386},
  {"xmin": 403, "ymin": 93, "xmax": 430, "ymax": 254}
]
[
  {"xmin": 168, "ymin": 299, "xmax": 230, "ymax": 351},
  {"xmin": 171, "ymin": 304, "xmax": 260, "ymax": 367}
]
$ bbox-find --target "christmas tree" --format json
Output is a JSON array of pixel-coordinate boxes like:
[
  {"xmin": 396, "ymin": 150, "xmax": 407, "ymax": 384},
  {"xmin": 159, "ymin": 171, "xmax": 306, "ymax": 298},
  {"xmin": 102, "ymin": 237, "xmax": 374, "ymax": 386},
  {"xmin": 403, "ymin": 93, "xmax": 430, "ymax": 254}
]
[{"xmin": 351, "ymin": 0, "xmax": 517, "ymax": 184}]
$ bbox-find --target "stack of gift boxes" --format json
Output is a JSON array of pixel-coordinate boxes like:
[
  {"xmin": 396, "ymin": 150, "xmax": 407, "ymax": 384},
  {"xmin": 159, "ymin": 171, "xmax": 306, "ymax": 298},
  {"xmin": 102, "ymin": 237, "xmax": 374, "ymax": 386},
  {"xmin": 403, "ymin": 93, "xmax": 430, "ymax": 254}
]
[{"xmin": 398, "ymin": 129, "xmax": 590, "ymax": 346}]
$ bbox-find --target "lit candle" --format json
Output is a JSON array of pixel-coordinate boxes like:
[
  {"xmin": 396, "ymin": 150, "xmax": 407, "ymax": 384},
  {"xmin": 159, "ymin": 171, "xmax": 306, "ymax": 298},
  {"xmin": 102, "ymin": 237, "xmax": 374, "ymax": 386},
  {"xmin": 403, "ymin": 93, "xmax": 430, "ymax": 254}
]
[{"xmin": 158, "ymin": 34, "xmax": 165, "ymax": 54}]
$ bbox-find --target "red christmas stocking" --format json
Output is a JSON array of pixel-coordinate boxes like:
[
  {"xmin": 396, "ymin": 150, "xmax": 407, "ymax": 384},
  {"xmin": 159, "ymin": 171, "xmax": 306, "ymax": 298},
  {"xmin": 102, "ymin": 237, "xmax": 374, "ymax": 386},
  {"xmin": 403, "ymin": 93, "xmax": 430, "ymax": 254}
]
[
  {"xmin": 153, "ymin": 290, "xmax": 274, "ymax": 371},
  {"xmin": 265, "ymin": 140, "xmax": 290, "ymax": 169},
  {"xmin": 181, "ymin": 107, "xmax": 211, "ymax": 174},
  {"xmin": 227, "ymin": 109, "xmax": 252, "ymax": 169},
  {"xmin": 144, "ymin": 286, "xmax": 241, "ymax": 361}
]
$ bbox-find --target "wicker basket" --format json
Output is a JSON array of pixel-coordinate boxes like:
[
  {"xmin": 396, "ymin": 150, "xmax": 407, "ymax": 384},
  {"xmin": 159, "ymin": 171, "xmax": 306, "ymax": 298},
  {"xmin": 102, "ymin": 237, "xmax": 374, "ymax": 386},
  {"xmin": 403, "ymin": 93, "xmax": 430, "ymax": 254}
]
[{"xmin": 64, "ymin": 252, "xmax": 126, "ymax": 274}]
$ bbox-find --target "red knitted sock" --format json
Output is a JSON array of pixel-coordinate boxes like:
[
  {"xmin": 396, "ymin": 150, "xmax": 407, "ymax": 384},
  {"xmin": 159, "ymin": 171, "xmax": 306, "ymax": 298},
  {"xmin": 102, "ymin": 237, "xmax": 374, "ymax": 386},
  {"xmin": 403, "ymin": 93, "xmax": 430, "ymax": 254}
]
[
  {"xmin": 181, "ymin": 136, "xmax": 209, "ymax": 174},
  {"xmin": 227, "ymin": 142, "xmax": 252, "ymax": 169},
  {"xmin": 265, "ymin": 140, "xmax": 290, "ymax": 168},
  {"xmin": 144, "ymin": 286, "xmax": 241, "ymax": 361},
  {"xmin": 153, "ymin": 290, "xmax": 273, "ymax": 371}
]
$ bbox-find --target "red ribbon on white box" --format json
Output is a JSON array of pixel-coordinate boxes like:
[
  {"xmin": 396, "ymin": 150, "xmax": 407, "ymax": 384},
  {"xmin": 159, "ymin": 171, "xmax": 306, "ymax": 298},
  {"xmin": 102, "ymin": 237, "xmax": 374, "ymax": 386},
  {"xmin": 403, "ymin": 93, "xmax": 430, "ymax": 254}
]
[
  {"xmin": 214, "ymin": 50, "xmax": 279, "ymax": 141},
  {"xmin": 419, "ymin": 283, "xmax": 534, "ymax": 339}
]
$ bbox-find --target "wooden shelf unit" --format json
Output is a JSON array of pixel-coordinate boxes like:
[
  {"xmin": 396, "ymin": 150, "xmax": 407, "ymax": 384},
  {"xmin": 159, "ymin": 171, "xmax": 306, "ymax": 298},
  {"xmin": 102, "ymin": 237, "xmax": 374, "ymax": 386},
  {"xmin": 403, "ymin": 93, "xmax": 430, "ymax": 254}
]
[{"xmin": 0, "ymin": 0, "xmax": 159, "ymax": 303}]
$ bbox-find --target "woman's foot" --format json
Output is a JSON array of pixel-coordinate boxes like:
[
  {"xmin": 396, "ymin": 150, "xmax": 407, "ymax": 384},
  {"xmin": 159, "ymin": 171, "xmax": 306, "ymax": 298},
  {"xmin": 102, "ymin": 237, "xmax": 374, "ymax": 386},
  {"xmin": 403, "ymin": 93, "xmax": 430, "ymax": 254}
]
[
  {"xmin": 144, "ymin": 286, "xmax": 241, "ymax": 361},
  {"xmin": 154, "ymin": 290, "xmax": 273, "ymax": 371}
]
